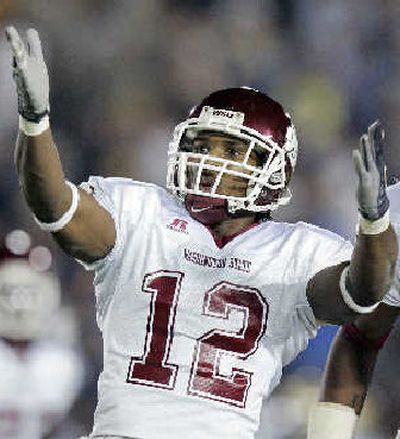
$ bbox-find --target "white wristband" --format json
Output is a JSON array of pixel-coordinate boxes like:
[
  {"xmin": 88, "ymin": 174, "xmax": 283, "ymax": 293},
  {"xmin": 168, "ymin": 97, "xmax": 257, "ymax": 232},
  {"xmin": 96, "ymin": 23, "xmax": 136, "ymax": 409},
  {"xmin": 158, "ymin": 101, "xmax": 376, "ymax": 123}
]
[
  {"xmin": 358, "ymin": 210, "xmax": 390, "ymax": 235},
  {"xmin": 33, "ymin": 181, "xmax": 80, "ymax": 232},
  {"xmin": 339, "ymin": 265, "xmax": 380, "ymax": 314},
  {"xmin": 308, "ymin": 402, "xmax": 358, "ymax": 439},
  {"xmin": 19, "ymin": 115, "xmax": 50, "ymax": 136}
]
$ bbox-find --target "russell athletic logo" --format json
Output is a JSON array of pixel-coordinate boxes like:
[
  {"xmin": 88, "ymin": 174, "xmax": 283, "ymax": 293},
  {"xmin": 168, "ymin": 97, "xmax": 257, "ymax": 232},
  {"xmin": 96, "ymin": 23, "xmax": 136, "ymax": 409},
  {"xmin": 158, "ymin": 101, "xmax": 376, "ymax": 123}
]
[{"xmin": 167, "ymin": 218, "xmax": 188, "ymax": 234}]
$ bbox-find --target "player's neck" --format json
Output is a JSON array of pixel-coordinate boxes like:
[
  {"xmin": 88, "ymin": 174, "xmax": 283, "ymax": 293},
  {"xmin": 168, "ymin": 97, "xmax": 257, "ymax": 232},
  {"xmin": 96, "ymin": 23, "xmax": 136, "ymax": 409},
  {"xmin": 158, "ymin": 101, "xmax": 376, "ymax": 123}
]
[{"xmin": 209, "ymin": 214, "xmax": 258, "ymax": 240}]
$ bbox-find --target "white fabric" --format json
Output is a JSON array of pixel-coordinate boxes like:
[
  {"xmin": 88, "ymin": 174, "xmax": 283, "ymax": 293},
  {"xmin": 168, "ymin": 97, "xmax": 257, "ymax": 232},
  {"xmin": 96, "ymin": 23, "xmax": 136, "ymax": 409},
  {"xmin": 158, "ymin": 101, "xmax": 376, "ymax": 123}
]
[
  {"xmin": 307, "ymin": 402, "xmax": 358, "ymax": 439},
  {"xmin": 33, "ymin": 181, "xmax": 80, "ymax": 232},
  {"xmin": 0, "ymin": 339, "xmax": 83, "ymax": 439},
  {"xmin": 395, "ymin": 430, "xmax": 400, "ymax": 439},
  {"xmin": 18, "ymin": 115, "xmax": 49, "ymax": 136},
  {"xmin": 339, "ymin": 266, "xmax": 381, "ymax": 314},
  {"xmin": 382, "ymin": 183, "xmax": 400, "ymax": 307},
  {"xmin": 79, "ymin": 437, "xmax": 134, "ymax": 439},
  {"xmin": 358, "ymin": 210, "xmax": 390, "ymax": 235},
  {"xmin": 79, "ymin": 177, "xmax": 352, "ymax": 439}
]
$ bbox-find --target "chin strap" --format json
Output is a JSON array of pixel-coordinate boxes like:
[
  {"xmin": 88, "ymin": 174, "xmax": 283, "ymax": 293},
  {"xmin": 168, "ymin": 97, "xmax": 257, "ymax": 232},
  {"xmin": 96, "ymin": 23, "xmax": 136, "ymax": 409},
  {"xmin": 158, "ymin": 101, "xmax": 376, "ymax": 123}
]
[{"xmin": 185, "ymin": 194, "xmax": 229, "ymax": 225}]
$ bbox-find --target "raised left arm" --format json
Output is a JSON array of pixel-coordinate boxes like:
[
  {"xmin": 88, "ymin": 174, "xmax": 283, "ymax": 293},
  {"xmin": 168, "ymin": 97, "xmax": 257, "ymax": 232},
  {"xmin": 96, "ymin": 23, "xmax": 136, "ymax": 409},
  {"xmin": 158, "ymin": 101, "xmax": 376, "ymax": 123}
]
[{"xmin": 307, "ymin": 122, "xmax": 398, "ymax": 324}]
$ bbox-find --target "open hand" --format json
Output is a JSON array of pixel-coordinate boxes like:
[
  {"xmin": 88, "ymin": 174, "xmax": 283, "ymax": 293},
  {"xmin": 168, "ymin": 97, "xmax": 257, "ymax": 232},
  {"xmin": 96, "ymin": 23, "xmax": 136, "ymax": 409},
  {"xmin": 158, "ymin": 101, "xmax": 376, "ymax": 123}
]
[
  {"xmin": 5, "ymin": 26, "xmax": 49, "ymax": 122},
  {"xmin": 353, "ymin": 121, "xmax": 389, "ymax": 221}
]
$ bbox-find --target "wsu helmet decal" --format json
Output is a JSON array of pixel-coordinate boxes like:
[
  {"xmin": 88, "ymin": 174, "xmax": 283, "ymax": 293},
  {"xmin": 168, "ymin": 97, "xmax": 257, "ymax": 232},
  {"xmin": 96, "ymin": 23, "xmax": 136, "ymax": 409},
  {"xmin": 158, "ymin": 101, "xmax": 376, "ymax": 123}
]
[{"xmin": 167, "ymin": 87, "xmax": 298, "ymax": 213}]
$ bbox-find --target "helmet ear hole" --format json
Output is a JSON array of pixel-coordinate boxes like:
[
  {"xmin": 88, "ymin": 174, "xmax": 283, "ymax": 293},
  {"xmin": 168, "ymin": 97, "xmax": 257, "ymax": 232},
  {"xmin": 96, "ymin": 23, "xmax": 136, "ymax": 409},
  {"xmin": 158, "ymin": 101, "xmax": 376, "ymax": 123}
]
[{"xmin": 253, "ymin": 148, "xmax": 267, "ymax": 168}]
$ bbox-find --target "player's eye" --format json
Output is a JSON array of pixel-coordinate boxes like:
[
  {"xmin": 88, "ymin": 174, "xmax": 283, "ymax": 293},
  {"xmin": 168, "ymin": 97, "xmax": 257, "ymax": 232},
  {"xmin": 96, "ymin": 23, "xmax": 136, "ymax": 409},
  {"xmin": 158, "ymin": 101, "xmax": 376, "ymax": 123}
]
[
  {"xmin": 200, "ymin": 146, "xmax": 210, "ymax": 154},
  {"xmin": 193, "ymin": 143, "xmax": 210, "ymax": 154},
  {"xmin": 226, "ymin": 147, "xmax": 241, "ymax": 160}
]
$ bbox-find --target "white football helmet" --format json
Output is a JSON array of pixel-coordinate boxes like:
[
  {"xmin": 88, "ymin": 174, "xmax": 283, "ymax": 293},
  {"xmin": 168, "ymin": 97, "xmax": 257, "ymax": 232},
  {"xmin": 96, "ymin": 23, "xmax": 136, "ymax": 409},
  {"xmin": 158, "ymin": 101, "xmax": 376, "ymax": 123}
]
[{"xmin": 167, "ymin": 87, "xmax": 298, "ymax": 213}]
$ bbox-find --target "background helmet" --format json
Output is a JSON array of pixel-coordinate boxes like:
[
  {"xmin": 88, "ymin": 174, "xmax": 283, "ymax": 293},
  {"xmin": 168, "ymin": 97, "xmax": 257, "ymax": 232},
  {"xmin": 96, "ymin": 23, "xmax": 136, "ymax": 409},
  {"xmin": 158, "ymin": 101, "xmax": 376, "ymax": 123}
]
[
  {"xmin": 0, "ymin": 230, "xmax": 61, "ymax": 341},
  {"xmin": 167, "ymin": 87, "xmax": 298, "ymax": 213}
]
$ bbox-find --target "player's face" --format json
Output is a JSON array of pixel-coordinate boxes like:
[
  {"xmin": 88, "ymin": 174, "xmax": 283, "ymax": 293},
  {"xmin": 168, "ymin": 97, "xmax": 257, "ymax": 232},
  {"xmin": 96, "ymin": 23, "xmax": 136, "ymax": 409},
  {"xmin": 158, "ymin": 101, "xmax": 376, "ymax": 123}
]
[{"xmin": 184, "ymin": 131, "xmax": 261, "ymax": 197}]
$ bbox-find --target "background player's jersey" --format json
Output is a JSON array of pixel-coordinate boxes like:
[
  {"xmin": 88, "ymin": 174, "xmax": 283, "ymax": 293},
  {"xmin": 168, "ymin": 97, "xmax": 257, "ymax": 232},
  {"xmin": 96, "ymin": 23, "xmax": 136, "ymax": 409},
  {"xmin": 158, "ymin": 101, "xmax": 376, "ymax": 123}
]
[
  {"xmin": 0, "ymin": 339, "xmax": 83, "ymax": 439},
  {"xmin": 381, "ymin": 183, "xmax": 400, "ymax": 308},
  {"xmin": 81, "ymin": 177, "xmax": 352, "ymax": 439}
]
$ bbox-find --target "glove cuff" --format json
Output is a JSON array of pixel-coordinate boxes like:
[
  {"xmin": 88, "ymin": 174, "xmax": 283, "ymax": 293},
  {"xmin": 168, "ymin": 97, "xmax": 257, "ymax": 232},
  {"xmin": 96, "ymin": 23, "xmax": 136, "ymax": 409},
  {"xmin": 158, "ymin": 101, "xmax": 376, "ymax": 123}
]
[
  {"xmin": 19, "ymin": 115, "xmax": 50, "ymax": 136},
  {"xmin": 358, "ymin": 209, "xmax": 390, "ymax": 235}
]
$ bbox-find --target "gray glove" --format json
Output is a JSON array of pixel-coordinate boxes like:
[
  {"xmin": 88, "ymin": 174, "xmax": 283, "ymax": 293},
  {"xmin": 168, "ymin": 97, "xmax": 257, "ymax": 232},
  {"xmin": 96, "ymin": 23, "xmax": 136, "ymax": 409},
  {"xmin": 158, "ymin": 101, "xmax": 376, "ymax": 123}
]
[
  {"xmin": 5, "ymin": 26, "xmax": 49, "ymax": 122},
  {"xmin": 353, "ymin": 121, "xmax": 389, "ymax": 220}
]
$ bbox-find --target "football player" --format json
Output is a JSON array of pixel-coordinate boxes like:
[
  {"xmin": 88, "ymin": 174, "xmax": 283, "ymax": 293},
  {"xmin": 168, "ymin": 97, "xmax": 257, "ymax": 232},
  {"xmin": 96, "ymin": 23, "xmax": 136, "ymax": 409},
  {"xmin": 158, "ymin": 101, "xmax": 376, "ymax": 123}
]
[
  {"xmin": 5, "ymin": 26, "xmax": 398, "ymax": 439},
  {"xmin": 308, "ymin": 184, "xmax": 400, "ymax": 439},
  {"xmin": 0, "ymin": 229, "xmax": 84, "ymax": 439}
]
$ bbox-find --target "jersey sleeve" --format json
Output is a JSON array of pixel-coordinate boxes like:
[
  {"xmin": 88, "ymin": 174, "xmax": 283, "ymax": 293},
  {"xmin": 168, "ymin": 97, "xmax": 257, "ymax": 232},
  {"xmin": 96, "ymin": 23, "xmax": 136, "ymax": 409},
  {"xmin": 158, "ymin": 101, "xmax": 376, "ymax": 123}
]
[
  {"xmin": 75, "ymin": 177, "xmax": 164, "ymax": 327},
  {"xmin": 77, "ymin": 176, "xmax": 124, "ymax": 272},
  {"xmin": 279, "ymin": 224, "xmax": 353, "ymax": 367},
  {"xmin": 289, "ymin": 222, "xmax": 353, "ymax": 313},
  {"xmin": 77, "ymin": 176, "xmax": 153, "ymax": 272},
  {"xmin": 382, "ymin": 218, "xmax": 400, "ymax": 308}
]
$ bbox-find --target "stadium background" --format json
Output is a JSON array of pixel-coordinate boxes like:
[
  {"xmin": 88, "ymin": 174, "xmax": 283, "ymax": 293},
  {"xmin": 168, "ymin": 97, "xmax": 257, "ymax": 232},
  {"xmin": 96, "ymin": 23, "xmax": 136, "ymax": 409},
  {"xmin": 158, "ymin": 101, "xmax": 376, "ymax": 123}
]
[{"xmin": 1, "ymin": 1, "xmax": 400, "ymax": 437}]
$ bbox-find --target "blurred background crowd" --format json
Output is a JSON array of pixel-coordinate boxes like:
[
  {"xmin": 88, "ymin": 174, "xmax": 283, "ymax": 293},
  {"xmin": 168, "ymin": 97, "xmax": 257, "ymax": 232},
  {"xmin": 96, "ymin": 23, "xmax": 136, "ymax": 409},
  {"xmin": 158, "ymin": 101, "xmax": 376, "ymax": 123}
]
[{"xmin": 1, "ymin": 0, "xmax": 400, "ymax": 437}]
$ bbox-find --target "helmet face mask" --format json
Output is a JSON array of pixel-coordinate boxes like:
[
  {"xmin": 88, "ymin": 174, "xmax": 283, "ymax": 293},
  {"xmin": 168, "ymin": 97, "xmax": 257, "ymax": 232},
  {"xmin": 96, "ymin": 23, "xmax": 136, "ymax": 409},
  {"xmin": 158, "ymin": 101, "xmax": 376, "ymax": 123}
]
[
  {"xmin": 167, "ymin": 88, "xmax": 298, "ymax": 213},
  {"xmin": 180, "ymin": 130, "xmax": 261, "ymax": 198}
]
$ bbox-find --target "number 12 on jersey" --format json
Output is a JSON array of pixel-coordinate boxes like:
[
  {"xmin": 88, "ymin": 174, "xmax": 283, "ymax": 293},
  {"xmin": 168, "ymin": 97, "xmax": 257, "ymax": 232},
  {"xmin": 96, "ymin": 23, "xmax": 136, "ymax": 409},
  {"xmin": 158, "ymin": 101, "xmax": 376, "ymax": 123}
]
[{"xmin": 127, "ymin": 270, "xmax": 268, "ymax": 408}]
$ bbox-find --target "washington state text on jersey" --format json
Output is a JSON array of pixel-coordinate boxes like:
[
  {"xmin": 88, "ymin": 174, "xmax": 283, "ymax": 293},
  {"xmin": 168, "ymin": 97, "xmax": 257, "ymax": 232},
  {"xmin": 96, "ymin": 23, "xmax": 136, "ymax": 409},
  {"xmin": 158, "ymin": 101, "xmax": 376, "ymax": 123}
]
[{"xmin": 184, "ymin": 248, "xmax": 252, "ymax": 273}]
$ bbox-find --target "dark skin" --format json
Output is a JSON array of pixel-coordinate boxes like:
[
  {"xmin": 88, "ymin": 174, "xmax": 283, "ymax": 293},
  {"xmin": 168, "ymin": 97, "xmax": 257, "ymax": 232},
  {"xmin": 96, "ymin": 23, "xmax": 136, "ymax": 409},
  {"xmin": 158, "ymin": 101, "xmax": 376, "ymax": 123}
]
[
  {"xmin": 185, "ymin": 131, "xmax": 261, "ymax": 238},
  {"xmin": 14, "ymin": 125, "xmax": 398, "ymax": 324},
  {"xmin": 320, "ymin": 303, "xmax": 400, "ymax": 414}
]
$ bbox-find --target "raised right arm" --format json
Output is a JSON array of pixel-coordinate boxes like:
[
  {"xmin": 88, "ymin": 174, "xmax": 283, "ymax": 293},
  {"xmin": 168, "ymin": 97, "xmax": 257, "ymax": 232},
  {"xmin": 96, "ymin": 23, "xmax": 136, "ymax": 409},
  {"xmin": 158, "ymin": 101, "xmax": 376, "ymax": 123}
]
[{"xmin": 7, "ymin": 26, "xmax": 115, "ymax": 263}]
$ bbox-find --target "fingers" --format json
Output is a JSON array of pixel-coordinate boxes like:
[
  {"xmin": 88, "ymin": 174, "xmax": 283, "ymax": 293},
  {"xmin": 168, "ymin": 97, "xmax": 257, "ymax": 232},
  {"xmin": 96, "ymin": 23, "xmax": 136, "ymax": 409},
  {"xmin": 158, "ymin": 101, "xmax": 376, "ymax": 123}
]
[
  {"xmin": 353, "ymin": 149, "xmax": 365, "ymax": 179},
  {"xmin": 26, "ymin": 28, "xmax": 43, "ymax": 61},
  {"xmin": 5, "ymin": 26, "xmax": 26, "ymax": 67},
  {"xmin": 367, "ymin": 121, "xmax": 379, "ymax": 162},
  {"xmin": 5, "ymin": 26, "xmax": 44, "ymax": 66},
  {"xmin": 370, "ymin": 120, "xmax": 386, "ymax": 177},
  {"xmin": 359, "ymin": 120, "xmax": 386, "ymax": 174},
  {"xmin": 360, "ymin": 134, "xmax": 374, "ymax": 172}
]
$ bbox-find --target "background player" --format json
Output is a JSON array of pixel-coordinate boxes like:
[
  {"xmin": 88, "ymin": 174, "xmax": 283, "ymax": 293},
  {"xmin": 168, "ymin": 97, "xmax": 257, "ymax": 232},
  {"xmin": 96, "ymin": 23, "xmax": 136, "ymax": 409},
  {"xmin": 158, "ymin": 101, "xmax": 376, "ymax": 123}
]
[
  {"xmin": 308, "ymin": 183, "xmax": 400, "ymax": 439},
  {"xmin": 5, "ymin": 26, "xmax": 398, "ymax": 439},
  {"xmin": 0, "ymin": 229, "xmax": 84, "ymax": 439}
]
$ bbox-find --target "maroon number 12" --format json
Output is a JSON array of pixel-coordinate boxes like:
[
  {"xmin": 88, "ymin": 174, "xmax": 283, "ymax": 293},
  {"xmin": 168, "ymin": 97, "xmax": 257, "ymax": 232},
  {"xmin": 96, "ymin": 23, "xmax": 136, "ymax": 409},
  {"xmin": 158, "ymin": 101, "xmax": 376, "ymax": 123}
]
[{"xmin": 127, "ymin": 271, "xmax": 267, "ymax": 407}]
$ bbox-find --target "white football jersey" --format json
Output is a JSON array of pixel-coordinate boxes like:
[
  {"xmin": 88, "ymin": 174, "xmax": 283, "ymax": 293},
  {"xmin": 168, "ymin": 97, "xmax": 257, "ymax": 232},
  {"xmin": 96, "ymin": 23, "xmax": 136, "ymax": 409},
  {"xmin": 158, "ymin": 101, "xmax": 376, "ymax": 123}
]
[
  {"xmin": 0, "ymin": 339, "xmax": 83, "ymax": 439},
  {"xmin": 80, "ymin": 177, "xmax": 352, "ymax": 439},
  {"xmin": 382, "ymin": 183, "xmax": 400, "ymax": 308}
]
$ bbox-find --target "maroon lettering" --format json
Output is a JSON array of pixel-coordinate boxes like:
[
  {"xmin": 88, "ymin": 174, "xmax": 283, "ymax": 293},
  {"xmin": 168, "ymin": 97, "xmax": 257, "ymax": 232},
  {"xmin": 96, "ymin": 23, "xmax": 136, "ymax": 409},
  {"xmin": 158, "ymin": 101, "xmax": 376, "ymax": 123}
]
[
  {"xmin": 127, "ymin": 270, "xmax": 183, "ymax": 389},
  {"xmin": 127, "ymin": 273, "xmax": 267, "ymax": 408},
  {"xmin": 188, "ymin": 282, "xmax": 267, "ymax": 407}
]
